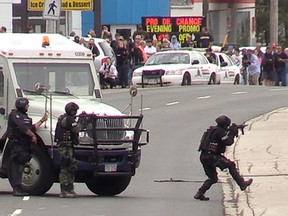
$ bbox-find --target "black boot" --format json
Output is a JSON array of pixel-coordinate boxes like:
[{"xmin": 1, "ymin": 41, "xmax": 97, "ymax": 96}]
[
  {"xmin": 240, "ymin": 178, "xmax": 253, "ymax": 191},
  {"xmin": 67, "ymin": 183, "xmax": 78, "ymax": 198},
  {"xmin": 194, "ymin": 191, "xmax": 209, "ymax": 201},
  {"xmin": 59, "ymin": 184, "xmax": 77, "ymax": 198}
]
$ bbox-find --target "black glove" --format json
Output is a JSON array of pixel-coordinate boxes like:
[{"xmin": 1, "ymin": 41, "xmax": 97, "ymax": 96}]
[
  {"xmin": 78, "ymin": 115, "xmax": 87, "ymax": 128},
  {"xmin": 229, "ymin": 123, "xmax": 238, "ymax": 137}
]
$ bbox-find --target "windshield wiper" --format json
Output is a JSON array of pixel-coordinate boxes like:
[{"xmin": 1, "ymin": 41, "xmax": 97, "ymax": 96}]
[
  {"xmin": 23, "ymin": 89, "xmax": 45, "ymax": 95},
  {"xmin": 53, "ymin": 90, "xmax": 77, "ymax": 97}
]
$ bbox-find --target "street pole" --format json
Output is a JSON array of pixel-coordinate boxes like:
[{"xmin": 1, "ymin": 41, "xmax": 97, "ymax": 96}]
[
  {"xmin": 229, "ymin": 1, "xmax": 237, "ymax": 44},
  {"xmin": 94, "ymin": 0, "xmax": 102, "ymax": 37},
  {"xmin": 23, "ymin": 0, "xmax": 29, "ymax": 32},
  {"xmin": 202, "ymin": 0, "xmax": 209, "ymax": 27},
  {"xmin": 270, "ymin": 0, "xmax": 278, "ymax": 45}
]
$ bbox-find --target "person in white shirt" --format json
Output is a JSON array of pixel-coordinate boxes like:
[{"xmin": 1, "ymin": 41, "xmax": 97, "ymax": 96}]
[
  {"xmin": 144, "ymin": 39, "xmax": 157, "ymax": 58},
  {"xmin": 98, "ymin": 57, "xmax": 118, "ymax": 89}
]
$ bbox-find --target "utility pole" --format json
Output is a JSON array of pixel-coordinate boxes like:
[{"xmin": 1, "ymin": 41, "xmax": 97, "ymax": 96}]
[
  {"xmin": 22, "ymin": 0, "xmax": 29, "ymax": 32},
  {"xmin": 229, "ymin": 0, "xmax": 237, "ymax": 44},
  {"xmin": 202, "ymin": 0, "xmax": 209, "ymax": 27},
  {"xmin": 270, "ymin": 0, "xmax": 278, "ymax": 45},
  {"xmin": 94, "ymin": 0, "xmax": 102, "ymax": 37}
]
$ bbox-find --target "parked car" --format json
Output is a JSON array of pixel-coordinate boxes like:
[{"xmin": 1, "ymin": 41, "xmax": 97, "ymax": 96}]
[
  {"xmin": 68, "ymin": 37, "xmax": 116, "ymax": 71},
  {"xmin": 132, "ymin": 50, "xmax": 220, "ymax": 87},
  {"xmin": 213, "ymin": 52, "xmax": 241, "ymax": 84}
]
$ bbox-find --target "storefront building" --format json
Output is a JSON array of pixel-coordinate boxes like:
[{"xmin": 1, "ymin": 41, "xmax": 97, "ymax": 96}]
[{"xmin": 0, "ymin": 0, "xmax": 256, "ymax": 45}]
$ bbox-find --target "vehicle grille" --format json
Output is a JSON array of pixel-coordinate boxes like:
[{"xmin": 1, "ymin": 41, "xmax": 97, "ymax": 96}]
[
  {"xmin": 142, "ymin": 69, "xmax": 165, "ymax": 77},
  {"xmin": 95, "ymin": 118, "xmax": 125, "ymax": 140}
]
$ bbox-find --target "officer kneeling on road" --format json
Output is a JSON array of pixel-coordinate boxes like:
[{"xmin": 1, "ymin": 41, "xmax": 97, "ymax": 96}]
[
  {"xmin": 54, "ymin": 102, "xmax": 85, "ymax": 198},
  {"xmin": 8, "ymin": 97, "xmax": 48, "ymax": 196},
  {"xmin": 194, "ymin": 115, "xmax": 253, "ymax": 201}
]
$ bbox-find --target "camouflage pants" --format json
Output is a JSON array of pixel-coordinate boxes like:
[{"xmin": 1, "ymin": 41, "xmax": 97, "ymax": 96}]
[{"xmin": 57, "ymin": 142, "xmax": 77, "ymax": 185}]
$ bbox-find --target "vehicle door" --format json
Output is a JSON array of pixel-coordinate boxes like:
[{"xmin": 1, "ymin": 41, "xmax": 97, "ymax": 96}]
[
  {"xmin": 217, "ymin": 53, "xmax": 228, "ymax": 80},
  {"xmin": 221, "ymin": 53, "xmax": 239, "ymax": 79},
  {"xmin": 195, "ymin": 52, "xmax": 214, "ymax": 79},
  {"xmin": 0, "ymin": 64, "xmax": 7, "ymax": 153}
]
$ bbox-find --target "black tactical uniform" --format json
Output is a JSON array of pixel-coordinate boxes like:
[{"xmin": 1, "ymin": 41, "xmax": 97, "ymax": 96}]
[
  {"xmin": 194, "ymin": 115, "xmax": 253, "ymax": 201},
  {"xmin": 54, "ymin": 102, "xmax": 84, "ymax": 198},
  {"xmin": 7, "ymin": 98, "xmax": 35, "ymax": 196}
]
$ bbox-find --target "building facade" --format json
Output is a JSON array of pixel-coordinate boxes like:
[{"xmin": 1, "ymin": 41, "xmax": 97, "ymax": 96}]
[{"xmin": 0, "ymin": 0, "xmax": 256, "ymax": 45}]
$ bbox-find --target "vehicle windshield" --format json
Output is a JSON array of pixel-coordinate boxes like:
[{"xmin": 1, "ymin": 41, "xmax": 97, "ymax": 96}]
[
  {"xmin": 98, "ymin": 41, "xmax": 114, "ymax": 57},
  {"xmin": 145, "ymin": 53, "xmax": 190, "ymax": 65},
  {"xmin": 13, "ymin": 63, "xmax": 94, "ymax": 96}
]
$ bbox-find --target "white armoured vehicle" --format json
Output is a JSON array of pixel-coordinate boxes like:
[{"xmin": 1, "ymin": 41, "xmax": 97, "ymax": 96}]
[{"xmin": 0, "ymin": 34, "xmax": 148, "ymax": 196}]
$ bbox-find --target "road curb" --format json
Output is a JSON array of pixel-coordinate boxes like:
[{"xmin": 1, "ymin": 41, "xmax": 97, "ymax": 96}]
[{"xmin": 222, "ymin": 107, "xmax": 288, "ymax": 216}]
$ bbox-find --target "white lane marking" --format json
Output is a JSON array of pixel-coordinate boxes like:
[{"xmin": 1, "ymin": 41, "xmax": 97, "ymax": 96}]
[
  {"xmin": 270, "ymin": 88, "xmax": 288, "ymax": 91},
  {"xmin": 138, "ymin": 107, "xmax": 151, "ymax": 111},
  {"xmin": 166, "ymin": 102, "xmax": 179, "ymax": 106},
  {"xmin": 197, "ymin": 96, "xmax": 211, "ymax": 99},
  {"xmin": 38, "ymin": 207, "xmax": 46, "ymax": 210},
  {"xmin": 231, "ymin": 91, "xmax": 247, "ymax": 95},
  {"xmin": 23, "ymin": 196, "xmax": 30, "ymax": 201},
  {"xmin": 11, "ymin": 209, "xmax": 22, "ymax": 216}
]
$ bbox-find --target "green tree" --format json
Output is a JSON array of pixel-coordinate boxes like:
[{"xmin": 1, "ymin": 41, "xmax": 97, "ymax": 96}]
[{"xmin": 256, "ymin": 0, "xmax": 288, "ymax": 47}]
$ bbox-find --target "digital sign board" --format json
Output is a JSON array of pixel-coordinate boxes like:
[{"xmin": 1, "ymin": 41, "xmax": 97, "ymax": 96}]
[{"xmin": 142, "ymin": 16, "xmax": 204, "ymax": 45}]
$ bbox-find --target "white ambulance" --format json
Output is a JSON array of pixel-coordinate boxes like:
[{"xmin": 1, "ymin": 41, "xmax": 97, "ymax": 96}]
[{"xmin": 0, "ymin": 34, "xmax": 148, "ymax": 196}]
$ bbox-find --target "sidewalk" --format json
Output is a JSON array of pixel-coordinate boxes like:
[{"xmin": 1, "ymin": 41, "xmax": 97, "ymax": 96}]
[{"xmin": 222, "ymin": 107, "xmax": 288, "ymax": 216}]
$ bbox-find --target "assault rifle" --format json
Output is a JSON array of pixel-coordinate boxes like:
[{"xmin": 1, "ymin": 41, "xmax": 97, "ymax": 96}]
[{"xmin": 230, "ymin": 123, "xmax": 248, "ymax": 137}]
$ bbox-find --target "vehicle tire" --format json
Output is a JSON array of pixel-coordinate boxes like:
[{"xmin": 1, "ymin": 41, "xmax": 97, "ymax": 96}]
[
  {"xmin": 86, "ymin": 175, "xmax": 132, "ymax": 196},
  {"xmin": 208, "ymin": 73, "xmax": 216, "ymax": 85},
  {"xmin": 8, "ymin": 145, "xmax": 55, "ymax": 195},
  {"xmin": 234, "ymin": 74, "xmax": 240, "ymax": 85},
  {"xmin": 181, "ymin": 72, "xmax": 191, "ymax": 86}
]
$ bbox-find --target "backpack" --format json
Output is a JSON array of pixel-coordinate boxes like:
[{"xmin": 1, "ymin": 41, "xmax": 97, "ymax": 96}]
[{"xmin": 198, "ymin": 126, "xmax": 217, "ymax": 152}]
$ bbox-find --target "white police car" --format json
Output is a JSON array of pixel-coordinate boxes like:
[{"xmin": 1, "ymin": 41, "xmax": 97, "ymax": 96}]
[
  {"xmin": 214, "ymin": 52, "xmax": 241, "ymax": 84},
  {"xmin": 132, "ymin": 50, "xmax": 220, "ymax": 87}
]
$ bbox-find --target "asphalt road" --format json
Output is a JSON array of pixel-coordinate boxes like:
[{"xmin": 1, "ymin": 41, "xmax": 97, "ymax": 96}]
[{"xmin": 1, "ymin": 84, "xmax": 288, "ymax": 216}]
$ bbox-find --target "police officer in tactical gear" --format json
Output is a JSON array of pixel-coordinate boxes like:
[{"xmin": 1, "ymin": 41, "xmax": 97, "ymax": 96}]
[
  {"xmin": 7, "ymin": 97, "xmax": 47, "ymax": 196},
  {"xmin": 194, "ymin": 115, "xmax": 253, "ymax": 201},
  {"xmin": 55, "ymin": 102, "xmax": 85, "ymax": 198}
]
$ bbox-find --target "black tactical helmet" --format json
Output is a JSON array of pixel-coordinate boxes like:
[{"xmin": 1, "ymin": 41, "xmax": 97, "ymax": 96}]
[
  {"xmin": 65, "ymin": 102, "xmax": 79, "ymax": 115},
  {"xmin": 215, "ymin": 115, "xmax": 231, "ymax": 128},
  {"xmin": 15, "ymin": 97, "xmax": 29, "ymax": 110}
]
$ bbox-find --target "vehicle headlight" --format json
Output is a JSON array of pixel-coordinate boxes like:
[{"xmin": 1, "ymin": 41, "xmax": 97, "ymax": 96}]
[
  {"xmin": 133, "ymin": 71, "xmax": 142, "ymax": 77},
  {"xmin": 165, "ymin": 70, "xmax": 183, "ymax": 75}
]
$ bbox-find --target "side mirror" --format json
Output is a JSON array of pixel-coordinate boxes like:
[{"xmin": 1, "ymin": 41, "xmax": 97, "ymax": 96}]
[
  {"xmin": 192, "ymin": 60, "xmax": 200, "ymax": 65},
  {"xmin": 34, "ymin": 83, "xmax": 46, "ymax": 94},
  {"xmin": 129, "ymin": 86, "xmax": 137, "ymax": 97},
  {"xmin": 0, "ymin": 107, "xmax": 5, "ymax": 115}
]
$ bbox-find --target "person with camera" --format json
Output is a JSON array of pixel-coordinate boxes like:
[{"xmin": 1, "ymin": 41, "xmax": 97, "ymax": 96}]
[
  {"xmin": 54, "ymin": 102, "xmax": 85, "ymax": 198},
  {"xmin": 240, "ymin": 49, "xmax": 250, "ymax": 85},
  {"xmin": 246, "ymin": 49, "xmax": 261, "ymax": 85},
  {"xmin": 194, "ymin": 115, "xmax": 253, "ymax": 201},
  {"xmin": 99, "ymin": 57, "xmax": 118, "ymax": 89}
]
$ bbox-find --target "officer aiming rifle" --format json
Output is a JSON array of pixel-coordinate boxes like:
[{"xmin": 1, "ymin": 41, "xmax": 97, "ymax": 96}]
[{"xmin": 194, "ymin": 115, "xmax": 252, "ymax": 201}]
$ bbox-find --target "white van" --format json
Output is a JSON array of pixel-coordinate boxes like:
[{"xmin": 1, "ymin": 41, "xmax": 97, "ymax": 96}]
[
  {"xmin": 0, "ymin": 34, "xmax": 148, "ymax": 196},
  {"xmin": 68, "ymin": 36, "xmax": 116, "ymax": 71}
]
